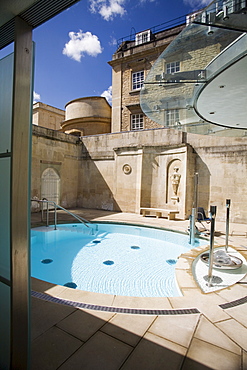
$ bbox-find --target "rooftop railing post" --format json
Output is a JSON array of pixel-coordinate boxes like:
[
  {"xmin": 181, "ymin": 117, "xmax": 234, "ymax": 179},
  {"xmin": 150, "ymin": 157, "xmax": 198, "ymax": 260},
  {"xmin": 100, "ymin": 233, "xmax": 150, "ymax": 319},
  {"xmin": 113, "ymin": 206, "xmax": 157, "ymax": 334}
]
[
  {"xmin": 225, "ymin": 199, "xmax": 231, "ymax": 252},
  {"xmin": 207, "ymin": 205, "xmax": 217, "ymax": 286}
]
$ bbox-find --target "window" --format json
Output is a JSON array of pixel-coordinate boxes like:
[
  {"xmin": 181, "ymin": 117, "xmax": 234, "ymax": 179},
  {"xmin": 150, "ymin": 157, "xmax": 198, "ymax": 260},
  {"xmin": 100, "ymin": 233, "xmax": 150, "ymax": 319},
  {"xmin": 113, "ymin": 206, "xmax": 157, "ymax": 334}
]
[
  {"xmin": 132, "ymin": 71, "xmax": 144, "ymax": 90},
  {"xmin": 135, "ymin": 30, "xmax": 151, "ymax": 45},
  {"xmin": 166, "ymin": 61, "xmax": 180, "ymax": 74},
  {"xmin": 165, "ymin": 109, "xmax": 180, "ymax": 126},
  {"xmin": 131, "ymin": 114, "xmax": 144, "ymax": 130}
]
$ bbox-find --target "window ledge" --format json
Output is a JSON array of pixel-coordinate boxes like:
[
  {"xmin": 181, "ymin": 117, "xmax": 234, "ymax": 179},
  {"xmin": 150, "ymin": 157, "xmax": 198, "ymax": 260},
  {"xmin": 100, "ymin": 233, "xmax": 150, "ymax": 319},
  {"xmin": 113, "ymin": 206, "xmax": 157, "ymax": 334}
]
[{"xmin": 129, "ymin": 90, "xmax": 141, "ymax": 95}]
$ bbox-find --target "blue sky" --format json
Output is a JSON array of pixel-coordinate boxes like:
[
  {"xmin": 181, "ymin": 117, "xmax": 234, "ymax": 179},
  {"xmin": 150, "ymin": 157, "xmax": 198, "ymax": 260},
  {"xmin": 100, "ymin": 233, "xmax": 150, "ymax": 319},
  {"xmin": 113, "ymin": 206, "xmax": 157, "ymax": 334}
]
[{"xmin": 1, "ymin": 0, "xmax": 210, "ymax": 110}]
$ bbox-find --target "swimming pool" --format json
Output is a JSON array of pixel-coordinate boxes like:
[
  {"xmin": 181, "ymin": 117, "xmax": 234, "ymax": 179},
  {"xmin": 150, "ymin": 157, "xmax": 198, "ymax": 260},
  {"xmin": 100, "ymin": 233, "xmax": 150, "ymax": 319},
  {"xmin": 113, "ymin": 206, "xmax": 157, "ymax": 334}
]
[{"xmin": 31, "ymin": 222, "xmax": 202, "ymax": 297}]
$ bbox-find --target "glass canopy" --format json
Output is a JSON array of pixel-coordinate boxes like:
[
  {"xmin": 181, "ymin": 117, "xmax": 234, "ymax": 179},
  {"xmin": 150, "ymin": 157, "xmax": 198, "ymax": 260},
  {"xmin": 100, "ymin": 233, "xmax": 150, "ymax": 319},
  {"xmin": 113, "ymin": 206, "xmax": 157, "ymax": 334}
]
[{"xmin": 140, "ymin": 0, "xmax": 247, "ymax": 136}]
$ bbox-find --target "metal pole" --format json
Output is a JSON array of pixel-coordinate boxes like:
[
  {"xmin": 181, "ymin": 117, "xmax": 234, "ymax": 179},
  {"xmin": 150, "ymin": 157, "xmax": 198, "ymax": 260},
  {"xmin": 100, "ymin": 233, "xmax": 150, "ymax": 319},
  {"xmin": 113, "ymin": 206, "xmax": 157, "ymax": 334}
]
[
  {"xmin": 46, "ymin": 201, "xmax": 49, "ymax": 227},
  {"xmin": 54, "ymin": 203, "xmax": 57, "ymax": 230},
  {"xmin": 193, "ymin": 172, "xmax": 199, "ymax": 211},
  {"xmin": 191, "ymin": 208, "xmax": 196, "ymax": 246},
  {"xmin": 207, "ymin": 205, "xmax": 217, "ymax": 286},
  {"xmin": 189, "ymin": 172, "xmax": 199, "ymax": 246},
  {"xmin": 189, "ymin": 208, "xmax": 196, "ymax": 245},
  {"xmin": 225, "ymin": 199, "xmax": 231, "ymax": 252},
  {"xmin": 41, "ymin": 201, "xmax": 44, "ymax": 222}
]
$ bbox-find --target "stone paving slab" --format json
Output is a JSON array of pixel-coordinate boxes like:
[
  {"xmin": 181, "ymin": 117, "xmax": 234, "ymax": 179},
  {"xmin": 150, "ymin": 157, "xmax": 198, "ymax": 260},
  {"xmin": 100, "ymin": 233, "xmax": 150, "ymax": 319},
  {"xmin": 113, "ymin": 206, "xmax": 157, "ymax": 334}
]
[{"xmin": 31, "ymin": 208, "xmax": 247, "ymax": 369}]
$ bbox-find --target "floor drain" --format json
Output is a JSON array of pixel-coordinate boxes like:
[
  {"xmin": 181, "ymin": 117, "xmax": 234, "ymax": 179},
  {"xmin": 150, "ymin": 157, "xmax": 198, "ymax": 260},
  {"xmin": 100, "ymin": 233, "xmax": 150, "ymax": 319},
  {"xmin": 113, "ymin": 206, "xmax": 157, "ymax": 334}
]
[
  {"xmin": 103, "ymin": 260, "xmax": 114, "ymax": 265},
  {"xmin": 41, "ymin": 259, "xmax": 53, "ymax": 264},
  {"xmin": 166, "ymin": 259, "xmax": 177, "ymax": 265},
  {"xmin": 203, "ymin": 275, "xmax": 223, "ymax": 284},
  {"xmin": 131, "ymin": 246, "xmax": 140, "ymax": 250},
  {"xmin": 63, "ymin": 282, "xmax": 77, "ymax": 289}
]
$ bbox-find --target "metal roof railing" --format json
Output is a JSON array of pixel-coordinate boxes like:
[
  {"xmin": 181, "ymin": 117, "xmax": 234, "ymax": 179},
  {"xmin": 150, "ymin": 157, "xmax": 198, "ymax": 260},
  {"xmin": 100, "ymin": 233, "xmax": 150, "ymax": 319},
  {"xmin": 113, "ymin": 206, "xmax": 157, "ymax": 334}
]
[{"xmin": 116, "ymin": 14, "xmax": 187, "ymax": 48}]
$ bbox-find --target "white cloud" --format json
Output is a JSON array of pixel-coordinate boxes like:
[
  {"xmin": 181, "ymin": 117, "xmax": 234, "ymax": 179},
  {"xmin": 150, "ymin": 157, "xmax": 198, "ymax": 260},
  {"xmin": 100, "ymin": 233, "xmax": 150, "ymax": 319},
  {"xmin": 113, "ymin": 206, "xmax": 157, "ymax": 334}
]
[
  {"xmin": 183, "ymin": 0, "xmax": 211, "ymax": 10},
  {"xmin": 109, "ymin": 36, "xmax": 117, "ymax": 46},
  {"xmin": 33, "ymin": 91, "xmax": 41, "ymax": 103},
  {"xmin": 62, "ymin": 30, "xmax": 103, "ymax": 62},
  {"xmin": 89, "ymin": 0, "xmax": 126, "ymax": 21},
  {"xmin": 101, "ymin": 86, "xmax": 112, "ymax": 104}
]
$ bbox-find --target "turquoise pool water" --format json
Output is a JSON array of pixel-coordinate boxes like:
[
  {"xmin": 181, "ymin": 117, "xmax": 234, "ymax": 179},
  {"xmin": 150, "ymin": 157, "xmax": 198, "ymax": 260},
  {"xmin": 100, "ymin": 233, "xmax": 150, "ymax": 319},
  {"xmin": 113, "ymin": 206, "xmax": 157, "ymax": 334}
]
[{"xmin": 31, "ymin": 223, "xmax": 201, "ymax": 297}]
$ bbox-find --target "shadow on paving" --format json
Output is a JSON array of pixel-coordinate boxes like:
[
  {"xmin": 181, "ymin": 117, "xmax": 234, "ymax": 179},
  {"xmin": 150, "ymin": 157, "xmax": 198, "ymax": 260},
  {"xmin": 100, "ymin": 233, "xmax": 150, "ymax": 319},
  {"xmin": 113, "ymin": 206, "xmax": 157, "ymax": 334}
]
[{"xmin": 31, "ymin": 294, "xmax": 213, "ymax": 370}]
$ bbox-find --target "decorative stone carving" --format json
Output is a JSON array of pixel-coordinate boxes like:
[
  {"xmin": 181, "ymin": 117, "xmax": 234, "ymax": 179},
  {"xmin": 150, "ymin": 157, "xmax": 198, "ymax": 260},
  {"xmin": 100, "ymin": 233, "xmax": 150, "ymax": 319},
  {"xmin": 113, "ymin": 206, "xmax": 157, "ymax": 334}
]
[
  {"xmin": 170, "ymin": 166, "xmax": 181, "ymax": 201},
  {"xmin": 123, "ymin": 164, "xmax": 132, "ymax": 174}
]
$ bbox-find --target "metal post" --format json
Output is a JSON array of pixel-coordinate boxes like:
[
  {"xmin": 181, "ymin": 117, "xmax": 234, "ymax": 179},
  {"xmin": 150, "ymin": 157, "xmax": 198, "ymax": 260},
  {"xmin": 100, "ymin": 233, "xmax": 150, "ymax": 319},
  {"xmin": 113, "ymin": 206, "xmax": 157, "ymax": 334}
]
[
  {"xmin": 190, "ymin": 208, "xmax": 196, "ymax": 246},
  {"xmin": 46, "ymin": 201, "xmax": 49, "ymax": 227},
  {"xmin": 41, "ymin": 201, "xmax": 44, "ymax": 222},
  {"xmin": 225, "ymin": 199, "xmax": 231, "ymax": 252},
  {"xmin": 189, "ymin": 172, "xmax": 199, "ymax": 246},
  {"xmin": 207, "ymin": 206, "xmax": 217, "ymax": 286},
  {"xmin": 193, "ymin": 172, "xmax": 199, "ymax": 211},
  {"xmin": 54, "ymin": 203, "xmax": 57, "ymax": 230}
]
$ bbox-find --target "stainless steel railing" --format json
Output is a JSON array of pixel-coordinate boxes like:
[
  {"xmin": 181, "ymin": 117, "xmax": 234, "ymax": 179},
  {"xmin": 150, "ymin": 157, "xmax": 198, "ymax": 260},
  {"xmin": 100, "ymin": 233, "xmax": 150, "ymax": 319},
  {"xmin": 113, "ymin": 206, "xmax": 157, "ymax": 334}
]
[{"xmin": 31, "ymin": 198, "xmax": 90, "ymax": 230}]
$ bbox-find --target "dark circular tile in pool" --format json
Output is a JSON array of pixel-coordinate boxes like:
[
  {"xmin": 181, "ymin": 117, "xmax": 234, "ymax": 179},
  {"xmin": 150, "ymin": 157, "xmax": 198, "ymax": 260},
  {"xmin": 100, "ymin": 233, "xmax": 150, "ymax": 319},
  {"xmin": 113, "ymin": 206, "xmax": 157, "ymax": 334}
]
[
  {"xmin": 93, "ymin": 240, "xmax": 101, "ymax": 243},
  {"xmin": 131, "ymin": 246, "xmax": 140, "ymax": 250},
  {"xmin": 103, "ymin": 260, "xmax": 114, "ymax": 265},
  {"xmin": 64, "ymin": 282, "xmax": 77, "ymax": 289},
  {"xmin": 41, "ymin": 258, "xmax": 53, "ymax": 264},
  {"xmin": 166, "ymin": 259, "xmax": 177, "ymax": 265}
]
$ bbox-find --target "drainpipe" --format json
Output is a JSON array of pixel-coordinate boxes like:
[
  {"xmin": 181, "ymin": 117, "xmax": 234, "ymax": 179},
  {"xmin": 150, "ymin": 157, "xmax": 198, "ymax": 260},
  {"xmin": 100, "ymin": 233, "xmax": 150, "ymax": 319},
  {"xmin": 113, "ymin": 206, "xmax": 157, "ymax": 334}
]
[
  {"xmin": 207, "ymin": 205, "xmax": 217, "ymax": 286},
  {"xmin": 225, "ymin": 199, "xmax": 231, "ymax": 252}
]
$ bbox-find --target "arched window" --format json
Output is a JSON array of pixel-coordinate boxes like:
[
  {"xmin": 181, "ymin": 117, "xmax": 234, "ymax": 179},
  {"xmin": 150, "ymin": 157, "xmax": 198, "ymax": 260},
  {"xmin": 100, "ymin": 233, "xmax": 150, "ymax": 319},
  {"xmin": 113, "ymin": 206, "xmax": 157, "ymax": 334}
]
[{"xmin": 41, "ymin": 168, "xmax": 60, "ymax": 207}]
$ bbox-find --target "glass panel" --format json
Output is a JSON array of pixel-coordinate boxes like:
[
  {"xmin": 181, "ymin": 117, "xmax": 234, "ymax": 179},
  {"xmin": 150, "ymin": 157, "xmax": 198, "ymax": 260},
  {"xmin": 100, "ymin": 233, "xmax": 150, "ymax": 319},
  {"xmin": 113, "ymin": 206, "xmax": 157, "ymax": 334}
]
[
  {"xmin": 0, "ymin": 283, "xmax": 10, "ymax": 369},
  {"xmin": 140, "ymin": 15, "xmax": 247, "ymax": 136},
  {"xmin": 194, "ymin": 0, "xmax": 247, "ymax": 32},
  {"xmin": 0, "ymin": 53, "xmax": 14, "ymax": 154},
  {"xmin": 0, "ymin": 158, "xmax": 10, "ymax": 280}
]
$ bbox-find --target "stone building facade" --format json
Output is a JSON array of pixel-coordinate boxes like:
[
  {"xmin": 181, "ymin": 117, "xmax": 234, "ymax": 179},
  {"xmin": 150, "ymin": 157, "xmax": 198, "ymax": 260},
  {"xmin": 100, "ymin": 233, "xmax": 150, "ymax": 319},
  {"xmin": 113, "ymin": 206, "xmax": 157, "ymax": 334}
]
[
  {"xmin": 61, "ymin": 96, "xmax": 111, "ymax": 136},
  {"xmin": 31, "ymin": 15, "xmax": 247, "ymax": 224},
  {"xmin": 31, "ymin": 125, "xmax": 247, "ymax": 223},
  {"xmin": 108, "ymin": 24, "xmax": 186, "ymax": 132},
  {"xmin": 33, "ymin": 102, "xmax": 65, "ymax": 130},
  {"xmin": 108, "ymin": 16, "xmax": 240, "ymax": 134}
]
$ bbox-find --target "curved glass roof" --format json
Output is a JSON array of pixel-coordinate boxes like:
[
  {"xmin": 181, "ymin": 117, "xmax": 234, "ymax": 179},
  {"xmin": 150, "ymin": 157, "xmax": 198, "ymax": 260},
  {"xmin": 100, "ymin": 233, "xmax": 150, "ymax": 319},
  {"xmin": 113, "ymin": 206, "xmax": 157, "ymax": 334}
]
[{"xmin": 140, "ymin": 1, "xmax": 247, "ymax": 136}]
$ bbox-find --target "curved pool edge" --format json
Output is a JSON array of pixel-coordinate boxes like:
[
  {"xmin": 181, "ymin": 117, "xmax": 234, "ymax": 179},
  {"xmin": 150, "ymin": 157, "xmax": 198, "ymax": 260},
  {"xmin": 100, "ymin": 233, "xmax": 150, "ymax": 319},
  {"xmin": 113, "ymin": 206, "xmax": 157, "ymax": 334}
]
[
  {"xmin": 31, "ymin": 242, "xmax": 247, "ymax": 314},
  {"xmin": 31, "ymin": 221, "xmax": 203, "ymax": 298}
]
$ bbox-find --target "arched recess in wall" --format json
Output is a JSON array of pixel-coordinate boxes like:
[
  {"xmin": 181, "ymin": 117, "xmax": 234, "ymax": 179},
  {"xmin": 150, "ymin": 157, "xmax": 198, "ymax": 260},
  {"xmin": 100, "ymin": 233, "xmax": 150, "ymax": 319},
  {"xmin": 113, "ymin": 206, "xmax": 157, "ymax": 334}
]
[
  {"xmin": 166, "ymin": 159, "xmax": 182, "ymax": 205},
  {"xmin": 41, "ymin": 168, "xmax": 60, "ymax": 207}
]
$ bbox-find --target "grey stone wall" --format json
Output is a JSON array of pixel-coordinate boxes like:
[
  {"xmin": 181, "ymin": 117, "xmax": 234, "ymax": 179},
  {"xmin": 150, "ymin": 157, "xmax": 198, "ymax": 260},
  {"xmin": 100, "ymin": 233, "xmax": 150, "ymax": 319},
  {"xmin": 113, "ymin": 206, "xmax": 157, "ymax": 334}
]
[{"xmin": 31, "ymin": 125, "xmax": 247, "ymax": 223}]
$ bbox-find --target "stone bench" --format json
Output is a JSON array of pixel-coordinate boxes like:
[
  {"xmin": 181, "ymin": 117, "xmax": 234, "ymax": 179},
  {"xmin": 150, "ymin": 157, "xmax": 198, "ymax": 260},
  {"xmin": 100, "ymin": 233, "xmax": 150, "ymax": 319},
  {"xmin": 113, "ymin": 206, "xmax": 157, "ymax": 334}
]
[{"xmin": 140, "ymin": 208, "xmax": 179, "ymax": 220}]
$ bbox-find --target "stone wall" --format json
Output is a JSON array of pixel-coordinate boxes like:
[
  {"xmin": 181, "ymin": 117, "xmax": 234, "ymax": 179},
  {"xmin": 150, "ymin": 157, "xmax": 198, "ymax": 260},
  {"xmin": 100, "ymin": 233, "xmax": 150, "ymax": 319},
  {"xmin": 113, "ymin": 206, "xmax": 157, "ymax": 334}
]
[
  {"xmin": 79, "ymin": 129, "xmax": 247, "ymax": 222},
  {"xmin": 33, "ymin": 102, "xmax": 65, "ymax": 130},
  {"xmin": 31, "ymin": 125, "xmax": 247, "ymax": 223},
  {"xmin": 31, "ymin": 125, "xmax": 80, "ymax": 210}
]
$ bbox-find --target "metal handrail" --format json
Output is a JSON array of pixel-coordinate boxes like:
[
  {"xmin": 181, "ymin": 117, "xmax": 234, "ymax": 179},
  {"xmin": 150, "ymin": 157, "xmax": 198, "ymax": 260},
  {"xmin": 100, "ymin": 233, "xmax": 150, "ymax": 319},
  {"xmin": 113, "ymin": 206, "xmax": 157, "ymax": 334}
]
[{"xmin": 31, "ymin": 198, "xmax": 90, "ymax": 229}]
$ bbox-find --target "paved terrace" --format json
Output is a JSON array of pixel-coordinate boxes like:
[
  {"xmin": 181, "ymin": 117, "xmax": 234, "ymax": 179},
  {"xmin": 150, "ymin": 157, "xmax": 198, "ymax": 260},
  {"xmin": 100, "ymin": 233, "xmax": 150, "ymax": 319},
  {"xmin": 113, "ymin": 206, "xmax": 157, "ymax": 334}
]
[{"xmin": 31, "ymin": 209, "xmax": 247, "ymax": 369}]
